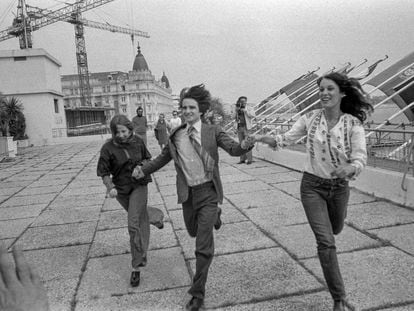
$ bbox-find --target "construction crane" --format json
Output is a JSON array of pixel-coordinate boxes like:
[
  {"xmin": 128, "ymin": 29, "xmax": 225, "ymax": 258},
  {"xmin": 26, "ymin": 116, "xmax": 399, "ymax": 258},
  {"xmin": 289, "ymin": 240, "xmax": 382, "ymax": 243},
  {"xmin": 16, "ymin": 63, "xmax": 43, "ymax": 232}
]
[{"xmin": 0, "ymin": 0, "xmax": 150, "ymax": 106}]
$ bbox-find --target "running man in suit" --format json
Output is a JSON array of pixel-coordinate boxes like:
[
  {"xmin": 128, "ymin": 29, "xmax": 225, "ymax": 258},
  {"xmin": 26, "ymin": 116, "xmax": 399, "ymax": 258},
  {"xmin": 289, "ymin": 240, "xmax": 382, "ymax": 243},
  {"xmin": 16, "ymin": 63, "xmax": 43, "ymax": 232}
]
[{"xmin": 133, "ymin": 84, "xmax": 254, "ymax": 311}]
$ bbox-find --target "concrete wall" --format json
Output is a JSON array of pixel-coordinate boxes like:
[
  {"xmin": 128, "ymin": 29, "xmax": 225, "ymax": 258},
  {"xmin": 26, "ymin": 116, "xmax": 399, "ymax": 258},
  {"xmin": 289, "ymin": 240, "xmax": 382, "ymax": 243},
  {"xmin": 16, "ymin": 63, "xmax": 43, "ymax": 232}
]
[
  {"xmin": 0, "ymin": 48, "xmax": 67, "ymax": 146},
  {"xmin": 254, "ymin": 144, "xmax": 414, "ymax": 208}
]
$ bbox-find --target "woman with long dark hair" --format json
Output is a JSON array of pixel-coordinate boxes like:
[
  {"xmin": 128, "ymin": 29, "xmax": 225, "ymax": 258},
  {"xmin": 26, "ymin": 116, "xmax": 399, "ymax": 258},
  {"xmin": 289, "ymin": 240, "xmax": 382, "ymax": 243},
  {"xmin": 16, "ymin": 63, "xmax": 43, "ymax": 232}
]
[
  {"xmin": 255, "ymin": 72, "xmax": 373, "ymax": 311},
  {"xmin": 97, "ymin": 115, "xmax": 164, "ymax": 287}
]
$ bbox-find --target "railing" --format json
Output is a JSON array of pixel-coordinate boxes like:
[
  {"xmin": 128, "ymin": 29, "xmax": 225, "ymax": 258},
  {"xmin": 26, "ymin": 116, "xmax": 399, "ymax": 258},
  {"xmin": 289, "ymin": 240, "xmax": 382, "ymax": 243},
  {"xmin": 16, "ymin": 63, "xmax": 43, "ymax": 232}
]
[
  {"xmin": 52, "ymin": 124, "xmax": 110, "ymax": 137},
  {"xmin": 250, "ymin": 121, "xmax": 414, "ymax": 175}
]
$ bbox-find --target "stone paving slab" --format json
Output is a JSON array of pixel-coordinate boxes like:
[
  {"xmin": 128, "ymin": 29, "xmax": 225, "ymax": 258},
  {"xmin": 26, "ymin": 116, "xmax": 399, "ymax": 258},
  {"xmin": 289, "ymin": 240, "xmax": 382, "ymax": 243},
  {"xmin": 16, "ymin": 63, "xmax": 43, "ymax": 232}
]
[
  {"xmin": 177, "ymin": 221, "xmax": 278, "ymax": 259},
  {"xmin": 101, "ymin": 198, "xmax": 122, "ymax": 212},
  {"xmin": 163, "ymin": 195, "xmax": 181, "ymax": 211},
  {"xmin": 0, "ymin": 238, "xmax": 15, "ymax": 248},
  {"xmin": 370, "ymin": 223, "xmax": 414, "ymax": 255},
  {"xmin": 77, "ymin": 247, "xmax": 191, "ymax": 301},
  {"xmin": 17, "ymin": 222, "xmax": 97, "ymax": 250},
  {"xmin": 220, "ymin": 173, "xmax": 256, "ymax": 184},
  {"xmin": 301, "ymin": 247, "xmax": 414, "ymax": 310},
  {"xmin": 29, "ymin": 178, "xmax": 72, "ymax": 187},
  {"xmin": 32, "ymin": 206, "xmax": 101, "ymax": 226},
  {"xmin": 189, "ymin": 248, "xmax": 323, "ymax": 309},
  {"xmin": 226, "ymin": 188, "xmax": 294, "ymax": 209},
  {"xmin": 59, "ymin": 186, "xmax": 106, "ymax": 197},
  {"xmin": 379, "ymin": 305, "xmax": 414, "ymax": 311},
  {"xmin": 0, "ymin": 193, "xmax": 56, "ymax": 207},
  {"xmin": 242, "ymin": 199, "xmax": 308, "ymax": 228},
  {"xmin": 157, "ymin": 184, "xmax": 177, "ymax": 197},
  {"xmin": 221, "ymin": 291, "xmax": 333, "ymax": 311},
  {"xmin": 15, "ymin": 185, "xmax": 66, "ymax": 196},
  {"xmin": 148, "ymin": 192, "xmax": 165, "ymax": 205},
  {"xmin": 239, "ymin": 165, "xmax": 291, "ymax": 176},
  {"xmin": 259, "ymin": 171, "xmax": 303, "ymax": 184},
  {"xmin": 272, "ymin": 180, "xmax": 301, "ymax": 199},
  {"xmin": 268, "ymin": 223, "xmax": 382, "ymax": 259},
  {"xmin": 50, "ymin": 194, "xmax": 104, "ymax": 209},
  {"xmin": 0, "ymin": 218, "xmax": 34, "ymax": 239},
  {"xmin": 44, "ymin": 278, "xmax": 78, "ymax": 311},
  {"xmin": 90, "ymin": 223, "xmax": 177, "ymax": 258},
  {"xmin": 348, "ymin": 189, "xmax": 378, "ymax": 205},
  {"xmin": 347, "ymin": 201, "xmax": 414, "ymax": 230},
  {"xmin": 23, "ymin": 245, "xmax": 89, "ymax": 281},
  {"xmin": 97, "ymin": 210, "xmax": 127, "ymax": 230},
  {"xmin": 0, "ymin": 180, "xmax": 32, "ymax": 188},
  {"xmin": 0, "ymin": 186, "xmax": 22, "ymax": 196},
  {"xmin": 75, "ymin": 287, "xmax": 188, "ymax": 311},
  {"xmin": 223, "ymin": 179, "xmax": 273, "ymax": 195},
  {"xmin": 0, "ymin": 204, "xmax": 45, "ymax": 220}
]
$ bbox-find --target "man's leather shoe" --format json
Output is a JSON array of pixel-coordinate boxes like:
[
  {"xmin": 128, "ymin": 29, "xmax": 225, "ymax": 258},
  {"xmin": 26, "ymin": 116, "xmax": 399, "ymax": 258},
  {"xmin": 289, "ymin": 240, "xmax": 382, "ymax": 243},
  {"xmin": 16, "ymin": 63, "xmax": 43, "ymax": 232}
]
[
  {"xmin": 185, "ymin": 296, "xmax": 204, "ymax": 311},
  {"xmin": 154, "ymin": 221, "xmax": 164, "ymax": 229},
  {"xmin": 130, "ymin": 271, "xmax": 140, "ymax": 287},
  {"xmin": 333, "ymin": 300, "xmax": 345, "ymax": 311},
  {"xmin": 237, "ymin": 160, "xmax": 245, "ymax": 164},
  {"xmin": 246, "ymin": 161, "xmax": 252, "ymax": 165},
  {"xmin": 214, "ymin": 207, "xmax": 222, "ymax": 230}
]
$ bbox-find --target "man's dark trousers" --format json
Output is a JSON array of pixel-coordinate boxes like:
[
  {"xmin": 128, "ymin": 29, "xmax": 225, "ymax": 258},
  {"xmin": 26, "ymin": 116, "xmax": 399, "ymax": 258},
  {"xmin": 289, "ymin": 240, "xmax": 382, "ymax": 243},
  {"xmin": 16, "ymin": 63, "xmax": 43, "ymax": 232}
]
[{"xmin": 182, "ymin": 181, "xmax": 218, "ymax": 299}]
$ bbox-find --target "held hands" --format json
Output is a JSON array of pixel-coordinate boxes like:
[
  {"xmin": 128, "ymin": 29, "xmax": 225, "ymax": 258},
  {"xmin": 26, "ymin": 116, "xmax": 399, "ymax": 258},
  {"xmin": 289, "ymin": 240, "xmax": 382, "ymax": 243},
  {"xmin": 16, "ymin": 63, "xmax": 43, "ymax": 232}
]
[
  {"xmin": 331, "ymin": 165, "xmax": 357, "ymax": 179},
  {"xmin": 108, "ymin": 188, "xmax": 118, "ymax": 198},
  {"xmin": 131, "ymin": 166, "xmax": 145, "ymax": 179},
  {"xmin": 0, "ymin": 245, "xmax": 50, "ymax": 311},
  {"xmin": 241, "ymin": 135, "xmax": 256, "ymax": 149}
]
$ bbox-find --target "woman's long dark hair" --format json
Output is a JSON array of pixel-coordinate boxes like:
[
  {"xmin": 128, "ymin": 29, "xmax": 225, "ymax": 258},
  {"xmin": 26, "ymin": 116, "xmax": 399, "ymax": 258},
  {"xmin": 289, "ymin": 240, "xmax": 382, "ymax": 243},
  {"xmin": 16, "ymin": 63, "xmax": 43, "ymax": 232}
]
[{"xmin": 317, "ymin": 72, "xmax": 373, "ymax": 123}]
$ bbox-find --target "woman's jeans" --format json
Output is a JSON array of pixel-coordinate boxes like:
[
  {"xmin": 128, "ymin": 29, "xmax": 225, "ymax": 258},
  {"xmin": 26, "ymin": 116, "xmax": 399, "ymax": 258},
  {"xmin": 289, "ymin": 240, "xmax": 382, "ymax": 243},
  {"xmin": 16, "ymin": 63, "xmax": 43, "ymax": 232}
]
[{"xmin": 300, "ymin": 172, "xmax": 349, "ymax": 301}]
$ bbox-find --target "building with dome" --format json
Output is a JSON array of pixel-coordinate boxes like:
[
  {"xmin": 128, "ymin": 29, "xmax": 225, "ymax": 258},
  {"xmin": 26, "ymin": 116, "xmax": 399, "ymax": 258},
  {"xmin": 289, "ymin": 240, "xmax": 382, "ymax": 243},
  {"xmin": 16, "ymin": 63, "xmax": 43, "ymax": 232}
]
[{"xmin": 61, "ymin": 45, "xmax": 174, "ymax": 132}]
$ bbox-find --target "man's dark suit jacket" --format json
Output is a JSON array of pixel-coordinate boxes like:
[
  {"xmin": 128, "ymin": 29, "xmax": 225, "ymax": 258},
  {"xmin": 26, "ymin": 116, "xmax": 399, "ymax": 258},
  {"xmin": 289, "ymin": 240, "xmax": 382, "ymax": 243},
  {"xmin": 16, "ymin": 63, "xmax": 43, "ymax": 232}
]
[{"xmin": 141, "ymin": 123, "xmax": 251, "ymax": 204}]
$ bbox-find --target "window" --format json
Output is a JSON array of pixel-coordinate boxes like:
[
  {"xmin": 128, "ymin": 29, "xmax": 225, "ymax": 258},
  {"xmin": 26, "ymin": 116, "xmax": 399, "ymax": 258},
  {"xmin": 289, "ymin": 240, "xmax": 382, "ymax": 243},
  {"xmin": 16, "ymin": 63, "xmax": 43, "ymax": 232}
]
[
  {"xmin": 54, "ymin": 99, "xmax": 59, "ymax": 113},
  {"xmin": 121, "ymin": 96, "xmax": 125, "ymax": 102},
  {"xmin": 121, "ymin": 105, "xmax": 127, "ymax": 113},
  {"xmin": 121, "ymin": 85, "xmax": 126, "ymax": 91},
  {"xmin": 106, "ymin": 85, "xmax": 110, "ymax": 92},
  {"xmin": 14, "ymin": 56, "xmax": 27, "ymax": 61},
  {"xmin": 102, "ymin": 86, "xmax": 106, "ymax": 93}
]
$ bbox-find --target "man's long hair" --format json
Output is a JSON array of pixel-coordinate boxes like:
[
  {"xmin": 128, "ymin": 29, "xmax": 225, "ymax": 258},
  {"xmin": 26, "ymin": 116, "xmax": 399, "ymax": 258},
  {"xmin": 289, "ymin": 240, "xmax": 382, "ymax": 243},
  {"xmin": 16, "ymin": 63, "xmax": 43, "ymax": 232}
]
[{"xmin": 180, "ymin": 84, "xmax": 211, "ymax": 115}]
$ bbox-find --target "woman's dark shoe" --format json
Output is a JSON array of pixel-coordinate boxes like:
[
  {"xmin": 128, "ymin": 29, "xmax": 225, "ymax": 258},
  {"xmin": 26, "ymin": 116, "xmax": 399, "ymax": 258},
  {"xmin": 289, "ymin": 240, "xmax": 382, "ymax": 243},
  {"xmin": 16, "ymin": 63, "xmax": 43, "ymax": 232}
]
[
  {"xmin": 130, "ymin": 271, "xmax": 140, "ymax": 287},
  {"xmin": 154, "ymin": 221, "xmax": 164, "ymax": 229},
  {"xmin": 333, "ymin": 300, "xmax": 345, "ymax": 311}
]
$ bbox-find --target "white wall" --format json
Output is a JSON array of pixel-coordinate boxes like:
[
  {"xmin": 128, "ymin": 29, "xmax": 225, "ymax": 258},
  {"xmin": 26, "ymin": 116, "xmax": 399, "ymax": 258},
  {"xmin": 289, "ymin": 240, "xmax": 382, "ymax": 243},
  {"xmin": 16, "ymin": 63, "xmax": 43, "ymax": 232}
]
[{"xmin": 0, "ymin": 49, "xmax": 67, "ymax": 146}]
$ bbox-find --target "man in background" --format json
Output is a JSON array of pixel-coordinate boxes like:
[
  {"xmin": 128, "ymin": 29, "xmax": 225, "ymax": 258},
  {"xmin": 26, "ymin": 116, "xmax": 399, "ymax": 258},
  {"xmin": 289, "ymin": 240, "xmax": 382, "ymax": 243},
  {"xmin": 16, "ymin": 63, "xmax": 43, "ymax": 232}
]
[
  {"xmin": 132, "ymin": 107, "xmax": 148, "ymax": 145},
  {"xmin": 235, "ymin": 96, "xmax": 255, "ymax": 164},
  {"xmin": 168, "ymin": 110, "xmax": 182, "ymax": 133}
]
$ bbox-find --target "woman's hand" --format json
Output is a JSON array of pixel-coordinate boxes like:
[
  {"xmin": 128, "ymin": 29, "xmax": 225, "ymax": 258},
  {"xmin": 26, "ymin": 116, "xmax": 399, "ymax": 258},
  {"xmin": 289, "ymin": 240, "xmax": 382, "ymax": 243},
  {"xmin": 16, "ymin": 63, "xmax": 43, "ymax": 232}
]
[
  {"xmin": 131, "ymin": 166, "xmax": 145, "ymax": 179},
  {"xmin": 331, "ymin": 165, "xmax": 356, "ymax": 179},
  {"xmin": 108, "ymin": 188, "xmax": 118, "ymax": 198}
]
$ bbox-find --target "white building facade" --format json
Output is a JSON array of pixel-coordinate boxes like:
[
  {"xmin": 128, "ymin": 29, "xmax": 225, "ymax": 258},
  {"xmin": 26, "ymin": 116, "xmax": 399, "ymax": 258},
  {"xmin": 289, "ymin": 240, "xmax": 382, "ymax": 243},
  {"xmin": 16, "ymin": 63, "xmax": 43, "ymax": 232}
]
[
  {"xmin": 61, "ymin": 46, "xmax": 174, "ymax": 127},
  {"xmin": 0, "ymin": 48, "xmax": 67, "ymax": 146}
]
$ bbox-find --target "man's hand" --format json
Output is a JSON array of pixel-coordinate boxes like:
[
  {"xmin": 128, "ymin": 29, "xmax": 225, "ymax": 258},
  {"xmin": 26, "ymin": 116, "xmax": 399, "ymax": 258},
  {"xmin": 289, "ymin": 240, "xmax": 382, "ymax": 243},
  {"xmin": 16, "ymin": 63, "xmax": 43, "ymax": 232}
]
[
  {"xmin": 108, "ymin": 188, "xmax": 118, "ymax": 198},
  {"xmin": 0, "ymin": 245, "xmax": 50, "ymax": 311},
  {"xmin": 241, "ymin": 135, "xmax": 255, "ymax": 149},
  {"xmin": 132, "ymin": 166, "xmax": 145, "ymax": 179},
  {"xmin": 331, "ymin": 165, "xmax": 356, "ymax": 179}
]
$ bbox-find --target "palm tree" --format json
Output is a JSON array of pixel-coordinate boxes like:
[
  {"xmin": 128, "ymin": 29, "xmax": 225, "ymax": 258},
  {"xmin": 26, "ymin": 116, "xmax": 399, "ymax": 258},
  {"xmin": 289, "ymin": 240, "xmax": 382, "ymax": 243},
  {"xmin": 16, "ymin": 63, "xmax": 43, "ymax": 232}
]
[{"xmin": 0, "ymin": 96, "xmax": 25, "ymax": 138}]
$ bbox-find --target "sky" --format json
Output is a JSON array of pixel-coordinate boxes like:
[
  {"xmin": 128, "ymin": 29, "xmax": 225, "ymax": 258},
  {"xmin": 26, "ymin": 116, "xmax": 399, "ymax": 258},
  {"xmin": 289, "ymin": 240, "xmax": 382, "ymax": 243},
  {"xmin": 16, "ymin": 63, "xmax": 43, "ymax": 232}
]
[{"xmin": 0, "ymin": 0, "xmax": 413, "ymax": 104}]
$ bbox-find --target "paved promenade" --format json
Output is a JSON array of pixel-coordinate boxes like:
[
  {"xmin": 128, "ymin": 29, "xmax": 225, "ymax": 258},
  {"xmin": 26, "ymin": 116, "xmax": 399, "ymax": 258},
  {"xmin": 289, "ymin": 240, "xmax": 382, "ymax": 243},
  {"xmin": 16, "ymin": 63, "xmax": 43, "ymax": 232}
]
[{"xmin": 0, "ymin": 136, "xmax": 413, "ymax": 311}]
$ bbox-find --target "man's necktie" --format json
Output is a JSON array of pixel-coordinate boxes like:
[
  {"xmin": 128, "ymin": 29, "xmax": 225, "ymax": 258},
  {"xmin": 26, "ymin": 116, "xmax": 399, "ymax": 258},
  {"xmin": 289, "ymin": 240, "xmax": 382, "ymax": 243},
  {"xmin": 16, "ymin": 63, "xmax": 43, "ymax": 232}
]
[{"xmin": 188, "ymin": 126, "xmax": 215, "ymax": 179}]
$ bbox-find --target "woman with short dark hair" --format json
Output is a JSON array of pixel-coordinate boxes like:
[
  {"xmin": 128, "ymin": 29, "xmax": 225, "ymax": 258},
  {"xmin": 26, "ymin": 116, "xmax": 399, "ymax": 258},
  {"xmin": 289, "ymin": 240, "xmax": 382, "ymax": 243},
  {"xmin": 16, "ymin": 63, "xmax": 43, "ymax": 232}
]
[{"xmin": 97, "ymin": 114, "xmax": 164, "ymax": 288}]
